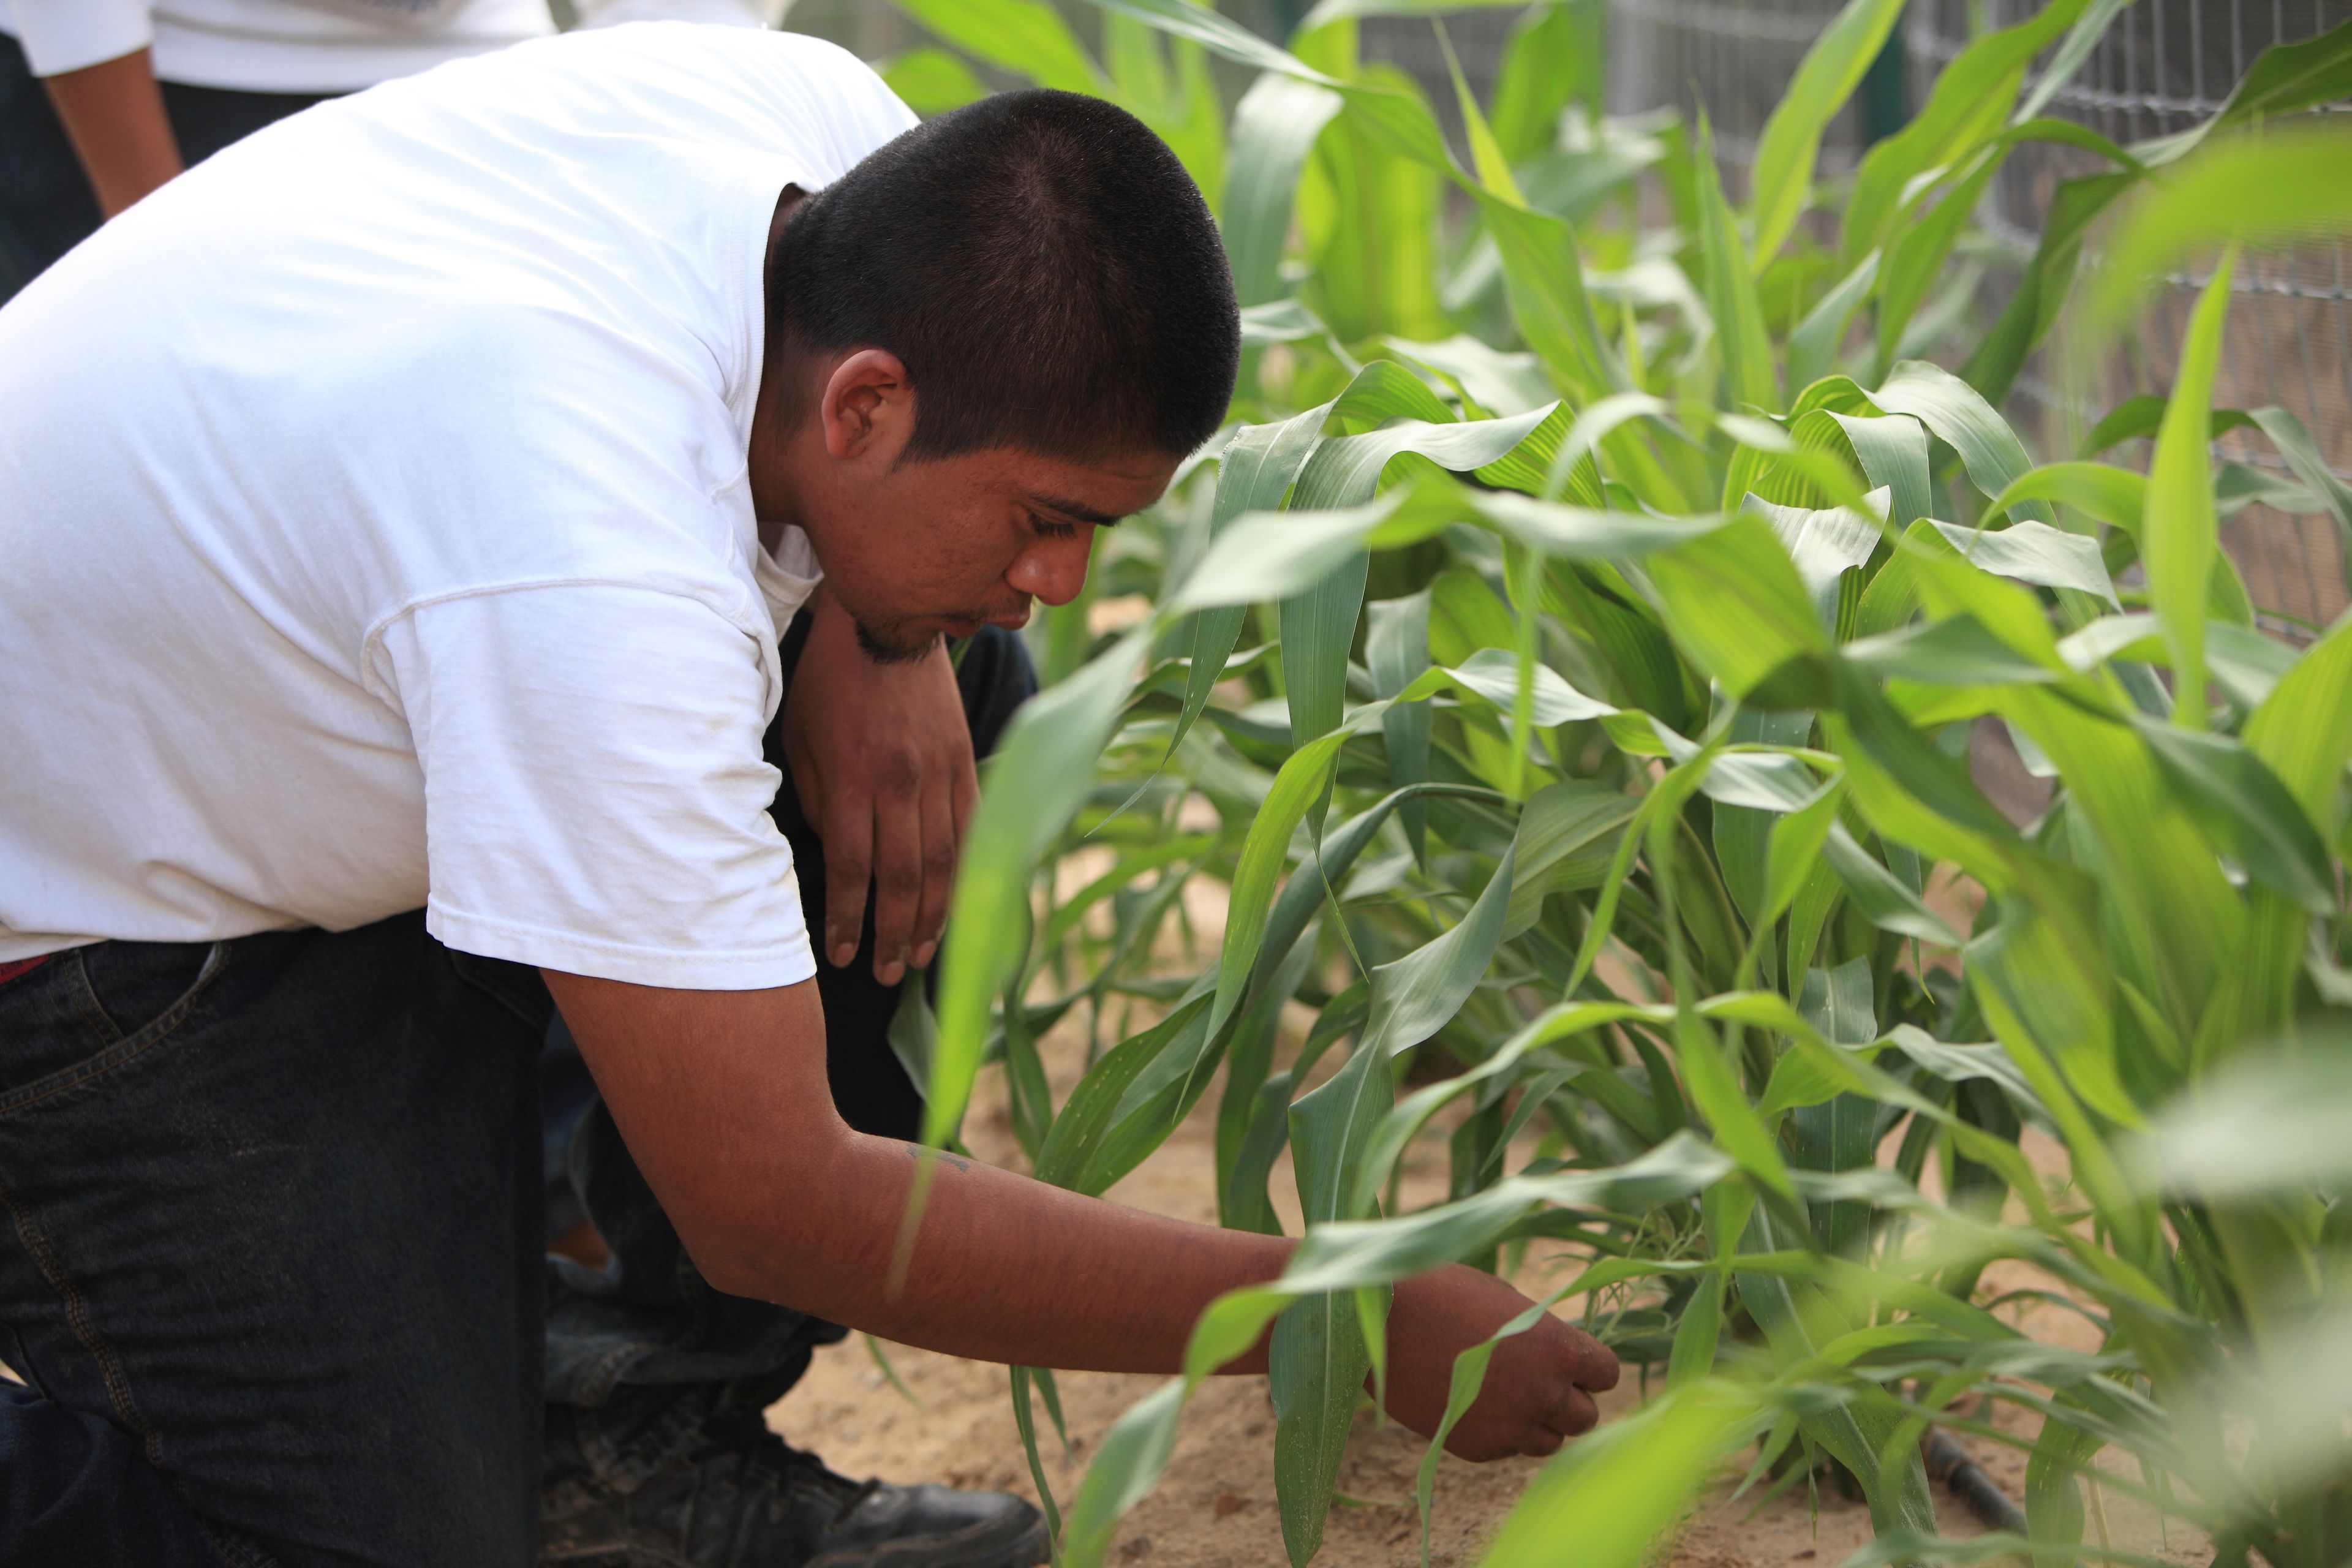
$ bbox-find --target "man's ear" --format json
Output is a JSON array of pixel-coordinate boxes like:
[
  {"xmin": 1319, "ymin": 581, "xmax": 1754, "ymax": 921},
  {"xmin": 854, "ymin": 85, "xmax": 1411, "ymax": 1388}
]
[{"xmin": 820, "ymin": 349, "xmax": 915, "ymax": 462}]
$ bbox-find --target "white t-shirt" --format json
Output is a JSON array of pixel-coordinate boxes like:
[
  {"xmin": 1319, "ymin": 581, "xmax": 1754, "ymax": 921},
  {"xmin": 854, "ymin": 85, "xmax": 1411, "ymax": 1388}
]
[
  {"xmin": 0, "ymin": 23, "xmax": 918, "ymax": 989},
  {"xmin": 0, "ymin": 0, "xmax": 783, "ymax": 94}
]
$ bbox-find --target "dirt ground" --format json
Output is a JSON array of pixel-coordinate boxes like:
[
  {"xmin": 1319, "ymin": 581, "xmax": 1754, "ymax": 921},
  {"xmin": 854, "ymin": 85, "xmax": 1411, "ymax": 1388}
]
[{"xmin": 767, "ymin": 993, "xmax": 2204, "ymax": 1568}]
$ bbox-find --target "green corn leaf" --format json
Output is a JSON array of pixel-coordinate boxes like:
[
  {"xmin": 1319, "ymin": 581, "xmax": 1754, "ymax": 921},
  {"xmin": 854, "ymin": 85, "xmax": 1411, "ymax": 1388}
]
[
  {"xmin": 1298, "ymin": 0, "xmax": 1529, "ymax": 21},
  {"xmin": 1206, "ymin": 727, "xmax": 1354, "ymax": 1044},
  {"xmin": 1090, "ymin": 0, "xmax": 1338, "ymax": 82},
  {"xmin": 1414, "ymin": 1292, "xmax": 1559, "ymax": 1564},
  {"xmin": 1434, "ymin": 19, "xmax": 1521, "ymax": 202},
  {"xmin": 1830, "ymin": 412, "xmax": 1933, "ymax": 533},
  {"xmin": 2133, "ymin": 720, "xmax": 2339, "ymax": 915},
  {"xmin": 2133, "ymin": 17, "xmax": 2352, "ymax": 165},
  {"xmin": 1438, "ymin": 647, "xmax": 1615, "ymax": 725},
  {"xmin": 1272, "ymin": 851, "xmax": 1515, "ymax": 1562},
  {"xmin": 1742, "ymin": 491, "xmax": 1887, "ymax": 630},
  {"xmin": 1733, "ymin": 1205, "xmax": 1939, "ymax": 1536},
  {"xmin": 1980, "ymin": 461, "xmax": 2146, "ymax": 533},
  {"xmin": 2250, "ymin": 407, "xmax": 2352, "ymax": 568},
  {"xmin": 1787, "ymin": 252, "xmax": 1881, "ymax": 393},
  {"xmin": 1008, "ymin": 1367, "xmax": 1065, "ymax": 1551},
  {"xmin": 1823, "ymin": 822, "xmax": 1965, "ymax": 946},
  {"xmin": 1368, "ymin": 591, "xmax": 1435, "ymax": 852},
  {"xmin": 929, "ymin": 627, "xmax": 1152, "ymax": 1150},
  {"xmin": 2142, "ymin": 251, "xmax": 2234, "ymax": 729},
  {"xmin": 1272, "ymin": 1038, "xmax": 1393, "ymax": 1566},
  {"xmin": 2242, "ymin": 612, "xmax": 2352, "ymax": 829},
  {"xmin": 1839, "ymin": 0, "xmax": 2095, "ymax": 268},
  {"xmin": 1747, "ymin": 0, "xmax": 1906, "ymax": 270},
  {"xmin": 1275, "ymin": 408, "xmax": 1559, "ymax": 745},
  {"xmin": 1695, "ymin": 119, "xmax": 1777, "ymax": 412},
  {"xmin": 1224, "ymin": 74, "xmax": 1347, "ymax": 306},
  {"xmin": 1961, "ymin": 169, "xmax": 2138, "ymax": 405},
  {"xmin": 2013, "ymin": 0, "xmax": 2133, "ymax": 122},
  {"xmin": 1471, "ymin": 491, "xmax": 1719, "ymax": 557},
  {"xmin": 1291, "ymin": 406, "xmax": 1556, "ymax": 511},
  {"xmin": 2138, "ymin": 1044, "xmax": 2352, "ymax": 1202},
  {"xmin": 1761, "ymin": 780, "xmax": 1845, "ymax": 936},
  {"xmin": 1285, "ymin": 1132, "xmax": 1736, "ymax": 1294},
  {"xmin": 1480, "ymin": 1383, "xmax": 1765, "ymax": 1568},
  {"xmin": 1648, "ymin": 513, "xmax": 1830, "ymax": 706},
  {"xmin": 2094, "ymin": 125, "xmax": 2352, "ymax": 331},
  {"xmin": 1175, "ymin": 493, "xmax": 1411, "ymax": 611},
  {"xmin": 891, "ymin": 0, "xmax": 1107, "ymax": 94},
  {"xmin": 877, "ymin": 48, "xmax": 992, "ymax": 115},
  {"xmin": 1790, "ymin": 958, "xmax": 1879, "ymax": 1259},
  {"xmin": 1487, "ymin": 0, "xmax": 1594, "ymax": 166},
  {"xmin": 1359, "ymin": 843, "xmax": 1518, "ymax": 1068},
  {"xmin": 1282, "ymin": 551, "xmax": 1372, "ymax": 747},
  {"xmin": 1299, "ymin": 67, "xmax": 1451, "ymax": 341},
  {"xmin": 1872, "ymin": 361, "xmax": 2052, "ymax": 524},
  {"xmin": 1997, "ymin": 687, "xmax": 2242, "ymax": 1041},
  {"xmin": 1874, "ymin": 153, "xmax": 2004, "ymax": 381},
  {"xmin": 1845, "ymin": 611, "xmax": 2060, "ymax": 687},
  {"xmin": 1172, "ymin": 404, "xmax": 1336, "ymax": 757},
  {"xmin": 1929, "ymin": 519, "xmax": 2119, "ymax": 607},
  {"xmin": 1351, "ymin": 1000, "xmax": 1660, "ymax": 1223},
  {"xmin": 2081, "ymin": 396, "xmax": 2261, "ymax": 456}
]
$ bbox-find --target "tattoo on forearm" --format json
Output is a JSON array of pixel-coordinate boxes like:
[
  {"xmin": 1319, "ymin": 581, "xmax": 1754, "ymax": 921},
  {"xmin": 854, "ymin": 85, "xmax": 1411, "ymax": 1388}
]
[{"xmin": 902, "ymin": 1142, "xmax": 971, "ymax": 1174}]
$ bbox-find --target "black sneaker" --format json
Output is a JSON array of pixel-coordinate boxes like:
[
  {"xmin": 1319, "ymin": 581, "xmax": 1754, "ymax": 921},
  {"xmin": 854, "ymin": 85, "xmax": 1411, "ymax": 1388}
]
[{"xmin": 541, "ymin": 1410, "xmax": 1050, "ymax": 1568}]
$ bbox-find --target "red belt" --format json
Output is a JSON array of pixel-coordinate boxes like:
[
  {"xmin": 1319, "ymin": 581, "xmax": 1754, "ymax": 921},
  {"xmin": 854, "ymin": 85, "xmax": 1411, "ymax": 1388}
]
[{"xmin": 0, "ymin": 956, "xmax": 51, "ymax": 987}]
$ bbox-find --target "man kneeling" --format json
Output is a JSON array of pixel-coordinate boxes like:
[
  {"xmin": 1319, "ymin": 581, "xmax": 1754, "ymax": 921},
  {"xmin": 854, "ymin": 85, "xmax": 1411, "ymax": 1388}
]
[{"xmin": 0, "ymin": 24, "xmax": 1618, "ymax": 1568}]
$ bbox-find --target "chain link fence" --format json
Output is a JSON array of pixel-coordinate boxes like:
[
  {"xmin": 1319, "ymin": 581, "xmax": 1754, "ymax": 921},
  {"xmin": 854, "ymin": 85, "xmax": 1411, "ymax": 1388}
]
[{"xmin": 1605, "ymin": 0, "xmax": 2352, "ymax": 633}]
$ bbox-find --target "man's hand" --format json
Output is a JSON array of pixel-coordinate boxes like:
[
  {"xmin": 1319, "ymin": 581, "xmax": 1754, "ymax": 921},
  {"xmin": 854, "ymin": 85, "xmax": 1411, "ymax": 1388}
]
[
  {"xmin": 779, "ymin": 586, "xmax": 978, "ymax": 985},
  {"xmin": 1386, "ymin": 1264, "xmax": 1620, "ymax": 1459}
]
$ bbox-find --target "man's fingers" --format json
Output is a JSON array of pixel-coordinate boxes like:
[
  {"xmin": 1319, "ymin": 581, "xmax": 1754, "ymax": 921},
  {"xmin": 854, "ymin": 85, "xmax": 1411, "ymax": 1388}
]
[
  {"xmin": 910, "ymin": 778, "xmax": 957, "ymax": 970},
  {"xmin": 1574, "ymin": 1329, "xmax": 1621, "ymax": 1392},
  {"xmin": 822, "ymin": 800, "xmax": 873, "ymax": 971},
  {"xmin": 948, "ymin": 760, "xmax": 978, "ymax": 864},
  {"xmin": 1516, "ymin": 1425, "xmax": 1566, "ymax": 1458},
  {"xmin": 869, "ymin": 785, "xmax": 925, "ymax": 986},
  {"xmin": 1544, "ymin": 1385, "xmax": 1600, "ymax": 1439}
]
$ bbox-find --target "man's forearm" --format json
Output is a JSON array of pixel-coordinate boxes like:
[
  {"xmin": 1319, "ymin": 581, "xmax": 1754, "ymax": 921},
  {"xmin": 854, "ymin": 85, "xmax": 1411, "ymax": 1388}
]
[
  {"xmin": 713, "ymin": 1128, "xmax": 1293, "ymax": 1374},
  {"xmin": 43, "ymin": 49, "xmax": 183, "ymax": 217}
]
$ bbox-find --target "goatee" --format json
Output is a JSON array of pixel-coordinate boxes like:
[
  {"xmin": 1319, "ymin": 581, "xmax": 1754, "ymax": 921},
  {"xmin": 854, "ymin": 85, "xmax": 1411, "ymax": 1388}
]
[{"xmin": 853, "ymin": 618, "xmax": 945, "ymax": 665}]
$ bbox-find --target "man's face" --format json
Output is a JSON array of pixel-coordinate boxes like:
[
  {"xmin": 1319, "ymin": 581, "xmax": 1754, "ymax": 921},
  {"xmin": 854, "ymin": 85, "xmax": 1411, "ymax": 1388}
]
[
  {"xmin": 750, "ymin": 347, "xmax": 1180, "ymax": 658},
  {"xmin": 809, "ymin": 443, "xmax": 1175, "ymax": 663}
]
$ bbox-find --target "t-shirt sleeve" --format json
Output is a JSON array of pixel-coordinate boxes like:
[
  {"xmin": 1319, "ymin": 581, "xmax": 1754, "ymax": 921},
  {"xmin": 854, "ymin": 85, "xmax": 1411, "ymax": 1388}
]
[
  {"xmin": 4, "ymin": 0, "xmax": 153, "ymax": 76},
  {"xmin": 375, "ymin": 584, "xmax": 815, "ymax": 990}
]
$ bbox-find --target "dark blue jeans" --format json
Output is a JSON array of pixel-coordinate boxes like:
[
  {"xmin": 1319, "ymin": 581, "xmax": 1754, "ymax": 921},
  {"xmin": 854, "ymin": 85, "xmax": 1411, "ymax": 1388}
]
[{"xmin": 0, "ymin": 625, "xmax": 1036, "ymax": 1567}]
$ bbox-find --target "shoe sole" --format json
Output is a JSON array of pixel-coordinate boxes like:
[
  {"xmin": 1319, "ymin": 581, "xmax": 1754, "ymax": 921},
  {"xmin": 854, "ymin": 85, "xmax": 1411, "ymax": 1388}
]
[
  {"xmin": 544, "ymin": 1520, "xmax": 1050, "ymax": 1568},
  {"xmin": 806, "ymin": 1515, "xmax": 1052, "ymax": 1568}
]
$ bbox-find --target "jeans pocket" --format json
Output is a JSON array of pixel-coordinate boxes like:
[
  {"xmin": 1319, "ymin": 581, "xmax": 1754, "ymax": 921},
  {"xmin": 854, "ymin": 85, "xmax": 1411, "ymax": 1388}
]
[
  {"xmin": 78, "ymin": 940, "xmax": 226, "ymax": 1045},
  {"xmin": 0, "ymin": 942, "xmax": 227, "ymax": 1114}
]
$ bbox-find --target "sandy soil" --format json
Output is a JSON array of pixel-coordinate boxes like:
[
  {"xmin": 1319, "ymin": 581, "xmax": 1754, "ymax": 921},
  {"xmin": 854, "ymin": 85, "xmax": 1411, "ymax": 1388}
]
[{"xmin": 764, "ymin": 990, "xmax": 2204, "ymax": 1568}]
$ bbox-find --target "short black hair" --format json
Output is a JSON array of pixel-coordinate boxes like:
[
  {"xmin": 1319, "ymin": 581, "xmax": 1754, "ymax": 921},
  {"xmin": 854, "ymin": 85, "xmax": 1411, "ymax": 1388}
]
[{"xmin": 769, "ymin": 88, "xmax": 1239, "ymax": 462}]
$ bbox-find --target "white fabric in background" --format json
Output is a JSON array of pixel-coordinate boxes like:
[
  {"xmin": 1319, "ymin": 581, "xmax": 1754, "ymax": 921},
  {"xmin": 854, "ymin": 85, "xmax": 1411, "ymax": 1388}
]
[
  {"xmin": 0, "ymin": 24, "xmax": 916, "ymax": 987},
  {"xmin": 0, "ymin": 0, "xmax": 783, "ymax": 92}
]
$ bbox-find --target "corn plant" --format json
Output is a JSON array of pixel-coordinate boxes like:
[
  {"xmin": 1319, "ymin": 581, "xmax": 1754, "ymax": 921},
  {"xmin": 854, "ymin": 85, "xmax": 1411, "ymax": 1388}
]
[{"xmin": 876, "ymin": 1, "xmax": 2352, "ymax": 1564}]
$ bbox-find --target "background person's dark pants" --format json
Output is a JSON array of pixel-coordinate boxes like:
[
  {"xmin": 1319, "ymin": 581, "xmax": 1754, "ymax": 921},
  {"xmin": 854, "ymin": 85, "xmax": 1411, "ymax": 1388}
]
[
  {"xmin": 0, "ymin": 625, "xmax": 1037, "ymax": 1567},
  {"xmin": 0, "ymin": 30, "xmax": 331, "ymax": 303}
]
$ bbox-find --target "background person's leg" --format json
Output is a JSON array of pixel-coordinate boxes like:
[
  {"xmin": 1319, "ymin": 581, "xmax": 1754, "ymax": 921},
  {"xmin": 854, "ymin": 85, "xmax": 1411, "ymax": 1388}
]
[
  {"xmin": 0, "ymin": 31, "xmax": 102, "ymax": 302},
  {"xmin": 156, "ymin": 83, "xmax": 332, "ymax": 165},
  {"xmin": 0, "ymin": 918, "xmax": 549, "ymax": 1568},
  {"xmin": 0, "ymin": 43, "xmax": 324, "ymax": 306}
]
